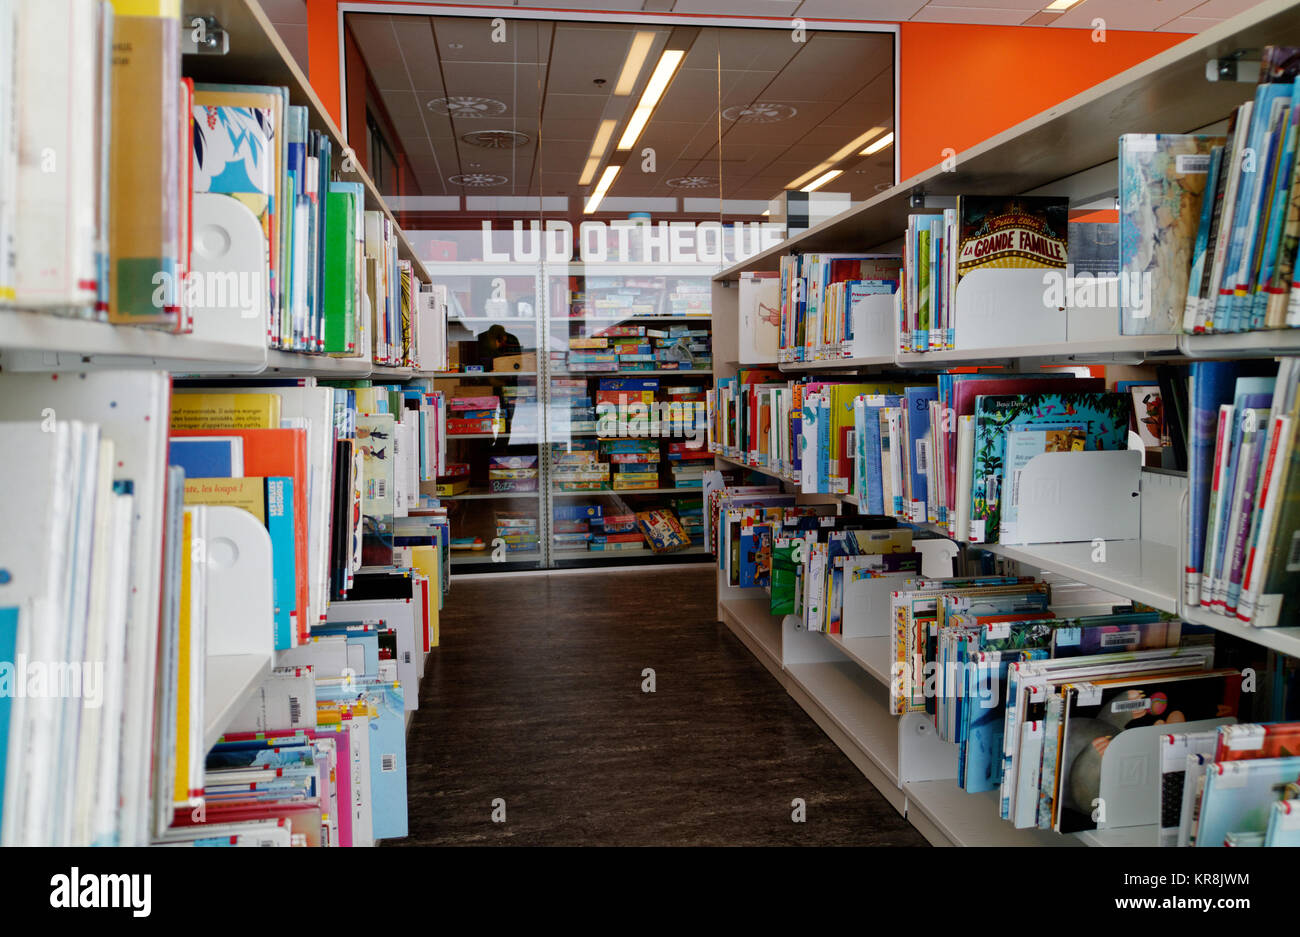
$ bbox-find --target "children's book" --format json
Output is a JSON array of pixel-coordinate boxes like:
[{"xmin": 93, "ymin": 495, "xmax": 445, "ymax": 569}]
[{"xmin": 968, "ymin": 391, "xmax": 1130, "ymax": 543}]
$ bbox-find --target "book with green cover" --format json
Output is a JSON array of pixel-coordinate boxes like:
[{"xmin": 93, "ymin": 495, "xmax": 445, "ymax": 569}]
[{"xmin": 322, "ymin": 189, "xmax": 356, "ymax": 354}]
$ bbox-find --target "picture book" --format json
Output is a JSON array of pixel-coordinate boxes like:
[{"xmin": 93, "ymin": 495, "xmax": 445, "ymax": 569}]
[
  {"xmin": 1197, "ymin": 755, "xmax": 1300, "ymax": 847},
  {"xmin": 1055, "ymin": 669, "xmax": 1242, "ymax": 834},
  {"xmin": 968, "ymin": 391, "xmax": 1130, "ymax": 543},
  {"xmin": 1118, "ymin": 133, "xmax": 1225, "ymax": 334},
  {"xmin": 956, "ymin": 196, "xmax": 1068, "ymax": 283}
]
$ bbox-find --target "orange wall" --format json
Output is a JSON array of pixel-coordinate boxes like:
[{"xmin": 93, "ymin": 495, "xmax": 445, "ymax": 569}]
[
  {"xmin": 897, "ymin": 22, "xmax": 1189, "ymax": 180},
  {"xmin": 301, "ymin": 5, "xmax": 1192, "ymax": 184}
]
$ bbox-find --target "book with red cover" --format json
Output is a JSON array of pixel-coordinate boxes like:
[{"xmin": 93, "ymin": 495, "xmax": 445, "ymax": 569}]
[
  {"xmin": 1213, "ymin": 722, "xmax": 1300, "ymax": 762},
  {"xmin": 171, "ymin": 427, "xmax": 310, "ymax": 643}
]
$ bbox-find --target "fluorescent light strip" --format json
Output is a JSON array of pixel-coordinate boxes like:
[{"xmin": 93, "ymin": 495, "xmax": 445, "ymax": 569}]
[
  {"xmin": 829, "ymin": 126, "xmax": 886, "ymax": 163},
  {"xmin": 801, "ymin": 169, "xmax": 842, "ymax": 193},
  {"xmin": 584, "ymin": 165, "xmax": 621, "ymax": 214},
  {"xmin": 617, "ymin": 50, "xmax": 684, "ymax": 151},
  {"xmin": 1044, "ymin": 0, "xmax": 1082, "ymax": 9},
  {"xmin": 579, "ymin": 119, "xmax": 618, "ymax": 185},
  {"xmin": 786, "ymin": 127, "xmax": 887, "ymax": 189},
  {"xmin": 614, "ymin": 32, "xmax": 656, "ymax": 96},
  {"xmin": 860, "ymin": 131, "xmax": 895, "ymax": 156}
]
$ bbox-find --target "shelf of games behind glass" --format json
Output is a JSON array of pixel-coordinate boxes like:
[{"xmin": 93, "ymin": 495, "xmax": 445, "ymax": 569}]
[
  {"xmin": 707, "ymin": 6, "xmax": 1300, "ymax": 847},
  {"xmin": 0, "ymin": 0, "xmax": 454, "ymax": 847},
  {"xmin": 428, "ymin": 258, "xmax": 717, "ymax": 570}
]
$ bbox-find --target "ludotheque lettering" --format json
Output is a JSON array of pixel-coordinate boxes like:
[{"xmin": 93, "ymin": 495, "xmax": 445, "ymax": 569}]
[{"xmin": 49, "ymin": 868, "xmax": 151, "ymax": 917}]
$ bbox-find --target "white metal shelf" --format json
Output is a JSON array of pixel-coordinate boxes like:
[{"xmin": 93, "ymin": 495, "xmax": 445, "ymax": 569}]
[
  {"xmin": 902, "ymin": 780, "xmax": 1081, "ymax": 848},
  {"xmin": 0, "ymin": 309, "xmax": 269, "ymax": 371},
  {"xmin": 894, "ymin": 335, "xmax": 1182, "ymax": 367},
  {"xmin": 719, "ymin": 595, "xmax": 783, "ymax": 666},
  {"xmin": 784, "ymin": 660, "xmax": 901, "ymax": 788},
  {"xmin": 1181, "ymin": 605, "xmax": 1300, "ymax": 658},
  {"xmin": 779, "ymin": 356, "xmax": 895, "ymax": 372},
  {"xmin": 552, "ymin": 369, "xmax": 714, "ymax": 377},
  {"xmin": 1180, "ymin": 329, "xmax": 1300, "ymax": 358},
  {"xmin": 979, "ymin": 539, "xmax": 1179, "ymax": 614},
  {"xmin": 203, "ymin": 652, "xmax": 273, "ymax": 751},
  {"xmin": 551, "ymin": 486, "xmax": 704, "ymax": 497},
  {"xmin": 824, "ymin": 634, "xmax": 893, "ymax": 687}
]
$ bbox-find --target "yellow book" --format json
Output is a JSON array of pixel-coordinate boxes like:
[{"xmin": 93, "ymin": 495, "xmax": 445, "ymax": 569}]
[
  {"xmin": 170, "ymin": 393, "xmax": 281, "ymax": 429},
  {"xmin": 174, "ymin": 508, "xmax": 193, "ymax": 808},
  {"xmin": 409, "ymin": 545, "xmax": 440, "ymax": 648},
  {"xmin": 183, "ymin": 477, "xmax": 266, "ymax": 523}
]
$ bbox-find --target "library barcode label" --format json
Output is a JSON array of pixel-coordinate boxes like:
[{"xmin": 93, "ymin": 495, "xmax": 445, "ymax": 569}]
[
  {"xmin": 1100, "ymin": 629, "xmax": 1140, "ymax": 647},
  {"xmin": 1110, "ymin": 697, "xmax": 1152, "ymax": 714},
  {"xmin": 381, "ymin": 754, "xmax": 397, "ymax": 773},
  {"xmin": 288, "ymin": 695, "xmax": 302, "ymax": 726}
]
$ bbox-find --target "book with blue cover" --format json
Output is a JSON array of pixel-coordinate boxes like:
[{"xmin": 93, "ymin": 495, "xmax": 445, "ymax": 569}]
[
  {"xmin": 903, "ymin": 386, "xmax": 938, "ymax": 524},
  {"xmin": 168, "ymin": 436, "xmax": 244, "ymax": 478},
  {"xmin": 968, "ymin": 391, "xmax": 1130, "ymax": 544}
]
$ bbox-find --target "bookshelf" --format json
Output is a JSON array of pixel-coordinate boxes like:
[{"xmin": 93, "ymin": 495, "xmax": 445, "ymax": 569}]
[
  {"xmin": 709, "ymin": 0, "xmax": 1300, "ymax": 848},
  {"xmin": 0, "ymin": 1, "xmax": 448, "ymax": 847},
  {"xmin": 180, "ymin": 0, "xmax": 429, "ymax": 284},
  {"xmin": 0, "ymin": 0, "xmax": 433, "ymax": 378}
]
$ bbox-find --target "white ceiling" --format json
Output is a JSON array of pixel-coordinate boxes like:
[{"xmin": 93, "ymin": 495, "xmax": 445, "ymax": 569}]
[{"xmin": 346, "ymin": 11, "xmax": 897, "ymax": 208}]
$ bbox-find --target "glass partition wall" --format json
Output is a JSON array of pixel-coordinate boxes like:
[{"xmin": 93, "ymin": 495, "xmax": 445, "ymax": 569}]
[{"xmin": 342, "ymin": 6, "xmax": 896, "ymax": 572}]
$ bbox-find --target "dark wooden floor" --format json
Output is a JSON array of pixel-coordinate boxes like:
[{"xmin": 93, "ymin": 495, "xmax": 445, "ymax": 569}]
[{"xmin": 395, "ymin": 566, "xmax": 927, "ymax": 846}]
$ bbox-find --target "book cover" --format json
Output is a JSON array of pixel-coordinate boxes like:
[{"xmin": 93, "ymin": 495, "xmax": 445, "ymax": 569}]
[
  {"xmin": 968, "ymin": 391, "xmax": 1130, "ymax": 543},
  {"xmin": 182, "ymin": 476, "xmax": 266, "ymax": 523},
  {"xmin": 956, "ymin": 196, "xmax": 1067, "ymax": 282},
  {"xmin": 1056, "ymin": 670, "xmax": 1242, "ymax": 834},
  {"xmin": 1198, "ymin": 755, "xmax": 1300, "ymax": 847},
  {"xmin": 170, "ymin": 427, "xmax": 309, "ymax": 643},
  {"xmin": 1117, "ymin": 133, "xmax": 1225, "ymax": 334},
  {"xmin": 170, "ymin": 393, "xmax": 281, "ymax": 430}
]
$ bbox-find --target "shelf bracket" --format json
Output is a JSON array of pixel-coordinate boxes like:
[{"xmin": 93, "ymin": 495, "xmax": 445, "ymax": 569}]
[
  {"xmin": 182, "ymin": 15, "xmax": 229, "ymax": 56},
  {"xmin": 1205, "ymin": 49, "xmax": 1259, "ymax": 83}
]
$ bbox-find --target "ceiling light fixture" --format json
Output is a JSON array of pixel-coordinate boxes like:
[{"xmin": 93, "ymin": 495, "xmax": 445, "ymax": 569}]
[
  {"xmin": 1044, "ymin": 0, "xmax": 1083, "ymax": 9},
  {"xmin": 579, "ymin": 119, "xmax": 618, "ymax": 186},
  {"xmin": 801, "ymin": 169, "xmax": 842, "ymax": 193},
  {"xmin": 786, "ymin": 126, "xmax": 887, "ymax": 189},
  {"xmin": 617, "ymin": 49, "xmax": 685, "ymax": 150},
  {"xmin": 614, "ymin": 31, "xmax": 657, "ymax": 96},
  {"xmin": 860, "ymin": 131, "xmax": 895, "ymax": 156},
  {"xmin": 585, "ymin": 165, "xmax": 621, "ymax": 214}
]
